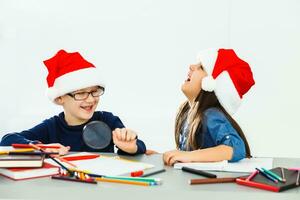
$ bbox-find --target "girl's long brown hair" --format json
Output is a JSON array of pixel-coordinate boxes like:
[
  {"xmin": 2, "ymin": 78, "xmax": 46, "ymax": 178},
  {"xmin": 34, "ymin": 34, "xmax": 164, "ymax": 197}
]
[{"xmin": 175, "ymin": 90, "xmax": 251, "ymax": 158}]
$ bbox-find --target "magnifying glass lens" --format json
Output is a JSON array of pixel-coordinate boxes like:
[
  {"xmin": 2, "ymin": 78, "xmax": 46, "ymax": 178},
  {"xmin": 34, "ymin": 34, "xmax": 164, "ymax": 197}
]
[{"xmin": 82, "ymin": 121, "xmax": 112, "ymax": 150}]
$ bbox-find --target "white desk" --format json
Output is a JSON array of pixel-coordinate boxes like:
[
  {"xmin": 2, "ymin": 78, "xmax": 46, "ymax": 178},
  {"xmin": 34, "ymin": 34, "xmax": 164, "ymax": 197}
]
[{"xmin": 0, "ymin": 154, "xmax": 299, "ymax": 200}]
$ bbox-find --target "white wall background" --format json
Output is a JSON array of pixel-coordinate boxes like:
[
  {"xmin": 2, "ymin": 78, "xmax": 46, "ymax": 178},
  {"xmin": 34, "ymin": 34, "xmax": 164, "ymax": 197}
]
[{"xmin": 0, "ymin": 0, "xmax": 299, "ymax": 158}]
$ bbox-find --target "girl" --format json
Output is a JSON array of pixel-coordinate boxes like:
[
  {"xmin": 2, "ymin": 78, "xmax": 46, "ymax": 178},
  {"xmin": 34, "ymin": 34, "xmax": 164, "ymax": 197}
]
[
  {"xmin": 0, "ymin": 49, "xmax": 146, "ymax": 155},
  {"xmin": 163, "ymin": 48, "xmax": 255, "ymax": 166}
]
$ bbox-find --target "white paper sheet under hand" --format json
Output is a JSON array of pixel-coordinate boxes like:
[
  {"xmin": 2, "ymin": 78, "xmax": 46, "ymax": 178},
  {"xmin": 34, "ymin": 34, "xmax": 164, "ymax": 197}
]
[
  {"xmin": 174, "ymin": 157, "xmax": 273, "ymax": 173},
  {"xmin": 71, "ymin": 156, "xmax": 154, "ymax": 176}
]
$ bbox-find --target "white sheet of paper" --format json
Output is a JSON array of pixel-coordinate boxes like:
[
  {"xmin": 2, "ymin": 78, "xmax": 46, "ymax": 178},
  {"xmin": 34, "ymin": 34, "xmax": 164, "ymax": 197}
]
[
  {"xmin": 46, "ymin": 152, "xmax": 154, "ymax": 176},
  {"xmin": 174, "ymin": 157, "xmax": 273, "ymax": 173}
]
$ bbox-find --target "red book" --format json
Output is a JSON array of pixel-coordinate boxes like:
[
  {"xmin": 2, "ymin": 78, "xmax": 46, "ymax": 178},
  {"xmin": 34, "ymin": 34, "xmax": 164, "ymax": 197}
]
[{"xmin": 0, "ymin": 162, "xmax": 59, "ymax": 180}]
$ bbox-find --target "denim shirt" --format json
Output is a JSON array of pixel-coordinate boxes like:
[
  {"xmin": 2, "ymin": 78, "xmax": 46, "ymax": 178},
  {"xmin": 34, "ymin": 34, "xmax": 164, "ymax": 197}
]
[{"xmin": 179, "ymin": 107, "xmax": 246, "ymax": 162}]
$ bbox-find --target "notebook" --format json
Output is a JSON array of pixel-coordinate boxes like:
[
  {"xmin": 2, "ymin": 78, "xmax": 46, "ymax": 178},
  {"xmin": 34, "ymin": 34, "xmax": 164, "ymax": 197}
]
[
  {"xmin": 174, "ymin": 157, "xmax": 273, "ymax": 173},
  {"xmin": 0, "ymin": 162, "xmax": 59, "ymax": 180},
  {"xmin": 236, "ymin": 167, "xmax": 300, "ymax": 192},
  {"xmin": 47, "ymin": 152, "xmax": 155, "ymax": 176},
  {"xmin": 0, "ymin": 154, "xmax": 45, "ymax": 168}
]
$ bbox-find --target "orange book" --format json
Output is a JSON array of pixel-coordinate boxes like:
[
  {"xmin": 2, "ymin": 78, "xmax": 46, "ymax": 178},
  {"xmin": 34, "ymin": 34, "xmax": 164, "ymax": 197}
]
[{"xmin": 0, "ymin": 162, "xmax": 59, "ymax": 180}]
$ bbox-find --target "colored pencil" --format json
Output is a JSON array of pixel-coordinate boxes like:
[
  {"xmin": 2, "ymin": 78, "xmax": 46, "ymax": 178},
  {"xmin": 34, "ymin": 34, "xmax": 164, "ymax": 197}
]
[
  {"xmin": 280, "ymin": 167, "xmax": 287, "ymax": 182},
  {"xmin": 69, "ymin": 168, "xmax": 91, "ymax": 174},
  {"xmin": 0, "ymin": 148, "xmax": 35, "ymax": 155},
  {"xmin": 189, "ymin": 177, "xmax": 237, "ymax": 185},
  {"xmin": 52, "ymin": 175, "xmax": 97, "ymax": 184},
  {"xmin": 246, "ymin": 170, "xmax": 258, "ymax": 181},
  {"xmin": 12, "ymin": 143, "xmax": 60, "ymax": 149},
  {"xmin": 103, "ymin": 175, "xmax": 161, "ymax": 184},
  {"xmin": 62, "ymin": 154, "xmax": 100, "ymax": 161},
  {"xmin": 141, "ymin": 169, "xmax": 166, "ymax": 177},
  {"xmin": 54, "ymin": 156, "xmax": 77, "ymax": 168},
  {"xmin": 95, "ymin": 177, "xmax": 157, "ymax": 186},
  {"xmin": 262, "ymin": 168, "xmax": 284, "ymax": 182},
  {"xmin": 296, "ymin": 170, "xmax": 300, "ymax": 186},
  {"xmin": 288, "ymin": 168, "xmax": 300, "ymax": 171},
  {"xmin": 255, "ymin": 168, "xmax": 278, "ymax": 183},
  {"xmin": 85, "ymin": 173, "xmax": 103, "ymax": 178},
  {"xmin": 8, "ymin": 151, "xmax": 58, "ymax": 156}
]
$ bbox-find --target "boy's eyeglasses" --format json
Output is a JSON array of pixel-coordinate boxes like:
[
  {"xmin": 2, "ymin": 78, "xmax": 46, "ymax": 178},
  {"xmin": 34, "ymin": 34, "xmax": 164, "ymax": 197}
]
[{"xmin": 67, "ymin": 87, "xmax": 105, "ymax": 101}]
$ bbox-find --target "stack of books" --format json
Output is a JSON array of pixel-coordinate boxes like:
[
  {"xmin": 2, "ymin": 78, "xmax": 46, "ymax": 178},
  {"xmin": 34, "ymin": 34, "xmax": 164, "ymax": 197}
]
[{"xmin": 0, "ymin": 152, "xmax": 59, "ymax": 180}]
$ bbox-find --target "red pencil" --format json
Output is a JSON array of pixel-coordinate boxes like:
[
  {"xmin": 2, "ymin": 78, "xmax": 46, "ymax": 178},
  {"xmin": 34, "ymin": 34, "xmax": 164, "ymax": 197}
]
[
  {"xmin": 12, "ymin": 143, "xmax": 60, "ymax": 149},
  {"xmin": 236, "ymin": 178, "xmax": 279, "ymax": 192},
  {"xmin": 62, "ymin": 154, "xmax": 100, "ymax": 161}
]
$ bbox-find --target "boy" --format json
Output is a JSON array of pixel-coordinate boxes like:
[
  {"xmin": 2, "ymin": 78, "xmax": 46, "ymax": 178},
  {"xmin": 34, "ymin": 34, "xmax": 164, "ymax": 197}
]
[{"xmin": 0, "ymin": 49, "xmax": 146, "ymax": 155}]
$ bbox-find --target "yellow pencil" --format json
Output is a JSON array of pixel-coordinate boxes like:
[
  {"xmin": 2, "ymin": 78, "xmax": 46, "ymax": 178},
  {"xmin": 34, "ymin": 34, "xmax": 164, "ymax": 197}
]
[
  {"xmin": 0, "ymin": 148, "xmax": 35, "ymax": 155},
  {"xmin": 69, "ymin": 168, "xmax": 91, "ymax": 174},
  {"xmin": 95, "ymin": 177, "xmax": 155, "ymax": 186}
]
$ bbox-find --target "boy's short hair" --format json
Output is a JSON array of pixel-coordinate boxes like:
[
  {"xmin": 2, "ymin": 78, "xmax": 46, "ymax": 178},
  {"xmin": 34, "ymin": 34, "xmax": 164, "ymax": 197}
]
[{"xmin": 43, "ymin": 49, "xmax": 105, "ymax": 102}]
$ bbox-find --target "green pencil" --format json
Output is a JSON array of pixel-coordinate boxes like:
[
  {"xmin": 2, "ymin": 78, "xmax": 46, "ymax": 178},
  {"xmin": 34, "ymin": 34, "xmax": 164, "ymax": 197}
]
[
  {"xmin": 104, "ymin": 175, "xmax": 162, "ymax": 184},
  {"xmin": 262, "ymin": 168, "xmax": 284, "ymax": 182}
]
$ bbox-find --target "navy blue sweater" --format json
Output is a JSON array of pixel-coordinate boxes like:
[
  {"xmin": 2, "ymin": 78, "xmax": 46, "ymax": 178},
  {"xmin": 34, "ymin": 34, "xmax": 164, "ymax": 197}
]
[{"xmin": 0, "ymin": 111, "xmax": 146, "ymax": 155}]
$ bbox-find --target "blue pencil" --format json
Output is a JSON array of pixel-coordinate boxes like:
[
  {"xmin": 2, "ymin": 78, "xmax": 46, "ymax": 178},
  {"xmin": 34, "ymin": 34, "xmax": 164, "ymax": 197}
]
[{"xmin": 255, "ymin": 168, "xmax": 278, "ymax": 183}]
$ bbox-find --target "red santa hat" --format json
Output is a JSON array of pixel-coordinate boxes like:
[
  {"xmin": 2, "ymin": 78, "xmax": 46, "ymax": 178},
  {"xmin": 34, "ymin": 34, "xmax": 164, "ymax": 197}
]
[
  {"xmin": 43, "ymin": 49, "xmax": 105, "ymax": 102},
  {"xmin": 196, "ymin": 48, "xmax": 255, "ymax": 115}
]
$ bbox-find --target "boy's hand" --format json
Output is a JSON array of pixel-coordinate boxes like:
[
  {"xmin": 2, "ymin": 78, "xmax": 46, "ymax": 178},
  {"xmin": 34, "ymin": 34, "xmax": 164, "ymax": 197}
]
[
  {"xmin": 112, "ymin": 128, "xmax": 138, "ymax": 154},
  {"xmin": 42, "ymin": 143, "xmax": 70, "ymax": 156}
]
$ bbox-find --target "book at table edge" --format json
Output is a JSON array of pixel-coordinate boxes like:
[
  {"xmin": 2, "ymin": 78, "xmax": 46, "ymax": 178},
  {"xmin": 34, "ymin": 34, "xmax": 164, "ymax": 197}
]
[{"xmin": 0, "ymin": 162, "xmax": 59, "ymax": 181}]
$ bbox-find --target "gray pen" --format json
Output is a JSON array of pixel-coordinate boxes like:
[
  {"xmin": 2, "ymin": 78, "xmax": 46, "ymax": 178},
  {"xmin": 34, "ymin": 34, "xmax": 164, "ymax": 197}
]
[
  {"xmin": 141, "ymin": 169, "xmax": 166, "ymax": 177},
  {"xmin": 182, "ymin": 167, "xmax": 217, "ymax": 178}
]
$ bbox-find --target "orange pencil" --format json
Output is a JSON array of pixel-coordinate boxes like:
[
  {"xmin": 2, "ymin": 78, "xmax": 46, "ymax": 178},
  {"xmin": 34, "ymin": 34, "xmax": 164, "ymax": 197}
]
[{"xmin": 95, "ymin": 177, "xmax": 156, "ymax": 186}]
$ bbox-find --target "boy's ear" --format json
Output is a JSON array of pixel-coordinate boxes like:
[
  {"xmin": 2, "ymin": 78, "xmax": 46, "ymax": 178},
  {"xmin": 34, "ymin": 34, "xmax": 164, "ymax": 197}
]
[{"xmin": 54, "ymin": 96, "xmax": 63, "ymax": 105}]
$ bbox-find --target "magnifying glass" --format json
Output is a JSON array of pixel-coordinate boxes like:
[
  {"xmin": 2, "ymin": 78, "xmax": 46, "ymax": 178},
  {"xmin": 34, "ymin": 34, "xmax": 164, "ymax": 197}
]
[{"xmin": 82, "ymin": 121, "xmax": 112, "ymax": 150}]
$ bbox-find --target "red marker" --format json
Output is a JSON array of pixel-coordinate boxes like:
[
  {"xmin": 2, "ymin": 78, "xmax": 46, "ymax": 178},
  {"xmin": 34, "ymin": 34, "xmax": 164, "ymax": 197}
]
[{"xmin": 131, "ymin": 170, "xmax": 144, "ymax": 177}]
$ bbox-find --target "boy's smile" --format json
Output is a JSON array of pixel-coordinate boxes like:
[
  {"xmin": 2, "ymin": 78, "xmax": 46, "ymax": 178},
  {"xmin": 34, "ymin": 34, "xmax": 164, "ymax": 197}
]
[
  {"xmin": 56, "ymin": 86, "xmax": 102, "ymax": 126},
  {"xmin": 80, "ymin": 105, "xmax": 94, "ymax": 112}
]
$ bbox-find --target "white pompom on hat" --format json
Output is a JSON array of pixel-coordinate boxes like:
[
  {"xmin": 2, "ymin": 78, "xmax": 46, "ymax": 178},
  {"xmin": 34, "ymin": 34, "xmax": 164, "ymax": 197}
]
[
  {"xmin": 196, "ymin": 48, "xmax": 255, "ymax": 115},
  {"xmin": 43, "ymin": 49, "xmax": 105, "ymax": 102}
]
